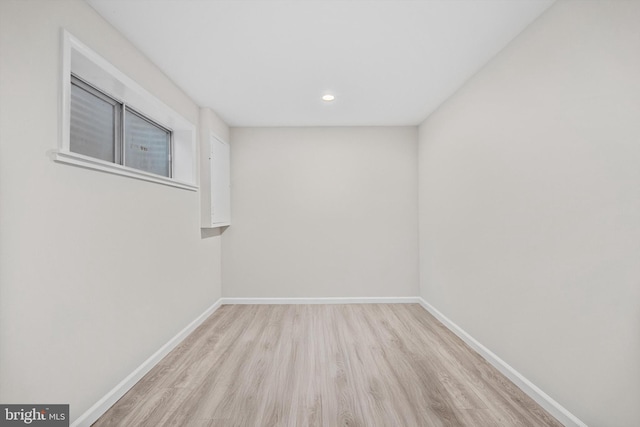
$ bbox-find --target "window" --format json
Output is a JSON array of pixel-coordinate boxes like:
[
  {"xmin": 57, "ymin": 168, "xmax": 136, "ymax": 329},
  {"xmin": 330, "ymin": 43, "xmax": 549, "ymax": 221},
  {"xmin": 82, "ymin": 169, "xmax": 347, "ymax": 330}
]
[
  {"xmin": 124, "ymin": 109, "xmax": 171, "ymax": 177},
  {"xmin": 70, "ymin": 76, "xmax": 119, "ymax": 163},
  {"xmin": 56, "ymin": 30, "xmax": 197, "ymax": 190},
  {"xmin": 70, "ymin": 75, "xmax": 172, "ymax": 177}
]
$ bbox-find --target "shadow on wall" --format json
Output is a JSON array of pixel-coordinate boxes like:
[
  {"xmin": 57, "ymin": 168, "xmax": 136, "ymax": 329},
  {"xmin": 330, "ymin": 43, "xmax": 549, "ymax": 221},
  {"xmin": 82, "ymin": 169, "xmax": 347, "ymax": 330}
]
[{"xmin": 201, "ymin": 227, "xmax": 225, "ymax": 239}]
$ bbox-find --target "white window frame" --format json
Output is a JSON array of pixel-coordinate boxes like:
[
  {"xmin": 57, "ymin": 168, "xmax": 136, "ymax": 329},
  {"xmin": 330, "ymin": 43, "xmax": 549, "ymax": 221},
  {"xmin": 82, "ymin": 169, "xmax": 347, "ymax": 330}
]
[{"xmin": 55, "ymin": 30, "xmax": 198, "ymax": 191}]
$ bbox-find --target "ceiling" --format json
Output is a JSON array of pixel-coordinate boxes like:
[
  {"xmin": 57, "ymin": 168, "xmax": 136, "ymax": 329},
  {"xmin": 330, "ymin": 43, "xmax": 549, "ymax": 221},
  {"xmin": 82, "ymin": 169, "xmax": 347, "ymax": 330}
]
[{"xmin": 86, "ymin": 0, "xmax": 554, "ymax": 127}]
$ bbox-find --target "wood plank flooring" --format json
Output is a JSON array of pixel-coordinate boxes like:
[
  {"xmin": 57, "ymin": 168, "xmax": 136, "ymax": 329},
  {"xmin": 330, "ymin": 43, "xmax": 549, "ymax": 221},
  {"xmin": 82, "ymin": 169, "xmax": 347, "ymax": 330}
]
[{"xmin": 93, "ymin": 304, "xmax": 563, "ymax": 426}]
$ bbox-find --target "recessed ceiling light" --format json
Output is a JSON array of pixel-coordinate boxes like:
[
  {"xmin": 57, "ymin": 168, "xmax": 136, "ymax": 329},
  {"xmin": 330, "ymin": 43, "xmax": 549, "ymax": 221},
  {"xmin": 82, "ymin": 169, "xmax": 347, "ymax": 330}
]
[{"xmin": 322, "ymin": 94, "xmax": 335, "ymax": 102}]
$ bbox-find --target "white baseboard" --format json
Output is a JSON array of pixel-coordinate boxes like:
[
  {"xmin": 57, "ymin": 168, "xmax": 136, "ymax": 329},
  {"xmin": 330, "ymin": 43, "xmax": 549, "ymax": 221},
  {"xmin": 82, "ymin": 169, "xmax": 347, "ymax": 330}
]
[
  {"xmin": 417, "ymin": 298, "xmax": 587, "ymax": 427},
  {"xmin": 71, "ymin": 299, "xmax": 223, "ymax": 427},
  {"xmin": 73, "ymin": 296, "xmax": 586, "ymax": 427},
  {"xmin": 220, "ymin": 296, "xmax": 421, "ymax": 305}
]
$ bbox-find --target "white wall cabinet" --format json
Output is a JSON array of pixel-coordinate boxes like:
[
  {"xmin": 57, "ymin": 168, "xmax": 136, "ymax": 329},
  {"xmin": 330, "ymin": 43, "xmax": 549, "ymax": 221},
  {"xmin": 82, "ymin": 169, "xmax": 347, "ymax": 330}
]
[{"xmin": 202, "ymin": 131, "xmax": 230, "ymax": 228}]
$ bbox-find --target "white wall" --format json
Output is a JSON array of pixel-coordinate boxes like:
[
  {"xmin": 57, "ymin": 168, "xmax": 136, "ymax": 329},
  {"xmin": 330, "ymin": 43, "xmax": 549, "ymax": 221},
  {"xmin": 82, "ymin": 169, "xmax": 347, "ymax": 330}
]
[
  {"xmin": 223, "ymin": 127, "xmax": 419, "ymax": 298},
  {"xmin": 418, "ymin": 1, "xmax": 640, "ymax": 426},
  {"xmin": 0, "ymin": 0, "xmax": 226, "ymax": 423}
]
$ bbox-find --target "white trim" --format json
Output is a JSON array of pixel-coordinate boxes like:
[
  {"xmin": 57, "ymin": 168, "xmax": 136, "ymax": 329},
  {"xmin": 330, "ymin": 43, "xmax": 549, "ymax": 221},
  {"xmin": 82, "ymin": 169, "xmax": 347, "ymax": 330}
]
[
  {"xmin": 220, "ymin": 296, "xmax": 421, "ymax": 305},
  {"xmin": 71, "ymin": 299, "xmax": 223, "ymax": 427},
  {"xmin": 52, "ymin": 150, "xmax": 198, "ymax": 191},
  {"xmin": 417, "ymin": 298, "xmax": 587, "ymax": 427},
  {"xmin": 209, "ymin": 222, "xmax": 231, "ymax": 228}
]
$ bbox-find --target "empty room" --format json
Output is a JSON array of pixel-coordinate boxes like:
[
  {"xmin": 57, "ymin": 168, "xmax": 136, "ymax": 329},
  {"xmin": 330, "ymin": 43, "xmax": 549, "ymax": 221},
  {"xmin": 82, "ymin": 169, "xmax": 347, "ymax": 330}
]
[{"xmin": 0, "ymin": 0, "xmax": 638, "ymax": 426}]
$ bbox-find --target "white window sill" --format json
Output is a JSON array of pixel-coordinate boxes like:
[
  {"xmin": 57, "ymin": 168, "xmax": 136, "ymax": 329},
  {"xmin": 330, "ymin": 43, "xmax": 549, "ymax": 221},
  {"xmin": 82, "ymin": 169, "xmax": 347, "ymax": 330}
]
[{"xmin": 52, "ymin": 150, "xmax": 198, "ymax": 191}]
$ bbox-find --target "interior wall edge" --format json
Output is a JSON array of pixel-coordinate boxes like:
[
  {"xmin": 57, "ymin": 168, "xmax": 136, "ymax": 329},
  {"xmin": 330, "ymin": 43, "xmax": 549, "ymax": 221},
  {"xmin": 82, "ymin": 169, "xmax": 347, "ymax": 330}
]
[
  {"xmin": 220, "ymin": 297, "xmax": 422, "ymax": 305},
  {"xmin": 417, "ymin": 298, "xmax": 587, "ymax": 427},
  {"xmin": 70, "ymin": 298, "xmax": 224, "ymax": 427}
]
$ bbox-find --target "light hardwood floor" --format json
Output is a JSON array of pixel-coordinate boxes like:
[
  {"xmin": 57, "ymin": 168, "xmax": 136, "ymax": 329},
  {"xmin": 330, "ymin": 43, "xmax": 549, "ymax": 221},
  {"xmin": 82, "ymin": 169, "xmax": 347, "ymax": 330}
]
[{"xmin": 93, "ymin": 304, "xmax": 563, "ymax": 426}]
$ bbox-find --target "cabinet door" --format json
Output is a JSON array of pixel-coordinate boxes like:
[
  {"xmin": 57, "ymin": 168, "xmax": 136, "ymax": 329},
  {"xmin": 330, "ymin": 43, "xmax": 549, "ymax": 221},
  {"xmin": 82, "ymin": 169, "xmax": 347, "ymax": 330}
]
[{"xmin": 210, "ymin": 134, "xmax": 230, "ymax": 225}]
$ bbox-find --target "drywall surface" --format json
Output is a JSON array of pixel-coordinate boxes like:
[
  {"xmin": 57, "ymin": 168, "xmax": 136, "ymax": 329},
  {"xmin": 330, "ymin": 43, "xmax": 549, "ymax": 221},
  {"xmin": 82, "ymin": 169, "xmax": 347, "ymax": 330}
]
[
  {"xmin": 418, "ymin": 1, "xmax": 640, "ymax": 425},
  {"xmin": 0, "ymin": 0, "xmax": 224, "ymax": 422},
  {"xmin": 224, "ymin": 127, "xmax": 419, "ymax": 298}
]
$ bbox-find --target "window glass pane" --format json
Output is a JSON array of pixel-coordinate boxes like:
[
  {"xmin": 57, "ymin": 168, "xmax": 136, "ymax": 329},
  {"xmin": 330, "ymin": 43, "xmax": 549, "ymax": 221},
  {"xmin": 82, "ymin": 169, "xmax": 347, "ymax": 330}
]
[
  {"xmin": 124, "ymin": 110, "xmax": 171, "ymax": 177},
  {"xmin": 70, "ymin": 82, "xmax": 116, "ymax": 162}
]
